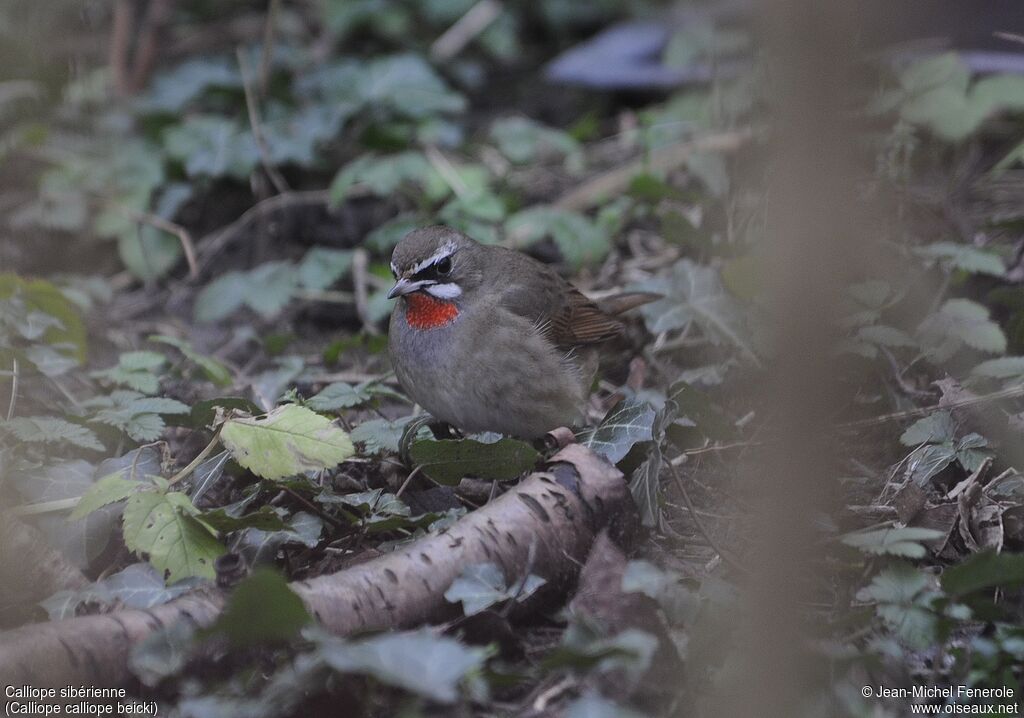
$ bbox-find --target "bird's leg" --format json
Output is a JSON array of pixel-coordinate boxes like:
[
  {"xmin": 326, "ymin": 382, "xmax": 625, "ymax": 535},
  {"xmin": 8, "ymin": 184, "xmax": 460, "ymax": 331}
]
[{"xmin": 427, "ymin": 419, "xmax": 458, "ymax": 440}]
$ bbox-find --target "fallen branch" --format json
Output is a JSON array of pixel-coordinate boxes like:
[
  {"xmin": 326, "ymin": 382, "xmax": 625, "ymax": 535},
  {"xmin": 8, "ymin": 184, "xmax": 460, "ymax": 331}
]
[
  {"xmin": 554, "ymin": 129, "xmax": 753, "ymax": 212},
  {"xmin": 0, "ymin": 444, "xmax": 634, "ymax": 687}
]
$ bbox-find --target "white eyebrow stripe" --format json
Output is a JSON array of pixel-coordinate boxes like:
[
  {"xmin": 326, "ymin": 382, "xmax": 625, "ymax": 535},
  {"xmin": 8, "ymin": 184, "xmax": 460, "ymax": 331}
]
[
  {"xmin": 425, "ymin": 283, "xmax": 462, "ymax": 299},
  {"xmin": 411, "ymin": 241, "xmax": 457, "ymax": 275},
  {"xmin": 390, "ymin": 261, "xmax": 398, "ymax": 276}
]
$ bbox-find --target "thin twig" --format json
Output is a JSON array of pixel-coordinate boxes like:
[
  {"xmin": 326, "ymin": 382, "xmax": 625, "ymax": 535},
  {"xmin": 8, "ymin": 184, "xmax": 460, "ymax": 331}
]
[
  {"xmin": 236, "ymin": 47, "xmax": 290, "ymax": 195},
  {"xmin": 554, "ymin": 129, "xmax": 753, "ymax": 212},
  {"xmin": 196, "ymin": 190, "xmax": 330, "ymax": 273},
  {"xmin": 667, "ymin": 460, "xmax": 747, "ymax": 574},
  {"xmin": 669, "ymin": 440, "xmax": 761, "ymax": 466},
  {"xmin": 108, "ymin": 201, "xmax": 198, "ymax": 279},
  {"xmin": 259, "ymin": 0, "xmax": 280, "ymax": 96},
  {"xmin": 351, "ymin": 248, "xmax": 379, "ymax": 335},
  {"xmin": 168, "ymin": 429, "xmax": 222, "ymax": 486},
  {"xmin": 6, "ymin": 358, "xmax": 18, "ymax": 421},
  {"xmin": 424, "ymin": 145, "xmax": 470, "ymax": 199},
  {"xmin": 394, "ymin": 466, "xmax": 422, "ymax": 499},
  {"xmin": 430, "ymin": 0, "xmax": 504, "ymax": 60},
  {"xmin": 840, "ymin": 383, "xmax": 1024, "ymax": 430}
]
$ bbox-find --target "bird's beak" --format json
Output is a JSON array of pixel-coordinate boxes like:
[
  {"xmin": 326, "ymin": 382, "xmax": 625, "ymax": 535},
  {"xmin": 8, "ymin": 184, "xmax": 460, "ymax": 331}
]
[{"xmin": 387, "ymin": 277, "xmax": 425, "ymax": 299}]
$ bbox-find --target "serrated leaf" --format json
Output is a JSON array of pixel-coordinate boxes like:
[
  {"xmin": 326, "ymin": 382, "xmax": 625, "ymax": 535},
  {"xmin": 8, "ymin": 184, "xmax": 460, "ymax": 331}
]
[
  {"xmin": 70, "ymin": 473, "xmax": 143, "ymax": 519},
  {"xmin": 205, "ymin": 568, "xmax": 310, "ymax": 648},
  {"xmin": 220, "ymin": 405, "xmax": 354, "ymax": 480},
  {"xmin": 3, "ymin": 416, "xmax": 103, "ymax": 451},
  {"xmin": 444, "ymin": 562, "xmax": 546, "ymax": 616},
  {"xmin": 577, "ymin": 399, "xmax": 656, "ymax": 464},
  {"xmin": 329, "ymin": 151, "xmax": 447, "ymax": 204},
  {"xmin": 918, "ymin": 298, "xmax": 1006, "ymax": 361},
  {"xmin": 409, "ymin": 437, "xmax": 539, "ymax": 485},
  {"xmin": 857, "ymin": 325, "xmax": 917, "ymax": 348},
  {"xmin": 915, "ymin": 242, "xmax": 1004, "ymax": 277},
  {"xmin": 149, "ymin": 335, "xmax": 233, "ymax": 386},
  {"xmin": 306, "ymin": 381, "xmax": 396, "ymax": 411},
  {"xmin": 840, "ymin": 526, "xmax": 945, "ymax": 558},
  {"xmin": 122, "ymin": 491, "xmax": 223, "ymax": 582},
  {"xmin": 900, "ymin": 411, "xmax": 956, "ymax": 446},
  {"xmin": 971, "ymin": 356, "xmax": 1024, "ymax": 381},
  {"xmin": 350, "ymin": 416, "xmax": 426, "ymax": 455},
  {"xmin": 315, "ymin": 628, "xmax": 486, "ymax": 704}
]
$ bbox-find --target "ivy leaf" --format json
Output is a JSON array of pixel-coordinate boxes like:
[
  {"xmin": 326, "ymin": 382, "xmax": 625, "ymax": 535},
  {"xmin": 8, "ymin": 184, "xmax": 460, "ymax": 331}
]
[
  {"xmin": 632, "ymin": 259, "xmax": 758, "ymax": 364},
  {"xmin": 444, "ymin": 562, "xmax": 546, "ymax": 616},
  {"xmin": 905, "ymin": 443, "xmax": 957, "ymax": 486},
  {"xmin": 506, "ymin": 207, "xmax": 610, "ymax": 269},
  {"xmin": 41, "ymin": 563, "xmax": 204, "ymax": 620},
  {"xmin": 204, "ymin": 568, "xmax": 310, "ymax": 648},
  {"xmin": 314, "ymin": 628, "xmax": 487, "ymax": 704},
  {"xmin": 629, "ymin": 446, "xmax": 662, "ymax": 529},
  {"xmin": 162, "ymin": 115, "xmax": 259, "ymax": 180},
  {"xmin": 297, "ymin": 248, "xmax": 354, "ymax": 291},
  {"xmin": 2, "ymin": 416, "xmax": 103, "ymax": 451},
  {"xmin": 220, "ymin": 405, "xmax": 355, "ymax": 480},
  {"xmin": 577, "ymin": 398, "xmax": 656, "ymax": 464},
  {"xmin": 409, "ymin": 437, "xmax": 539, "ymax": 485},
  {"xmin": 900, "ymin": 411, "xmax": 956, "ymax": 446},
  {"xmin": 122, "ymin": 490, "xmax": 224, "ymax": 582},
  {"xmin": 840, "ymin": 526, "xmax": 945, "ymax": 558}
]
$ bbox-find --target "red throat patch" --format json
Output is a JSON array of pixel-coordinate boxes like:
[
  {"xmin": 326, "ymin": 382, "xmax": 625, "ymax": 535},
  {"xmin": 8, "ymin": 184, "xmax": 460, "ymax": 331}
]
[{"xmin": 404, "ymin": 292, "xmax": 459, "ymax": 330}]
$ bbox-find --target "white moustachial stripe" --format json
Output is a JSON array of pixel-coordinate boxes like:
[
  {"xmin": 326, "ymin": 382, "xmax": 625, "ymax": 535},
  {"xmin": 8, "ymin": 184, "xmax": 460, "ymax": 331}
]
[{"xmin": 425, "ymin": 282, "xmax": 462, "ymax": 299}]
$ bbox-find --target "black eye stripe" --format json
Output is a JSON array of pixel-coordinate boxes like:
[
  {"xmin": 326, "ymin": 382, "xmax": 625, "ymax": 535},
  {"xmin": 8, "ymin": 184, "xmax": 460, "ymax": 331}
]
[{"xmin": 411, "ymin": 255, "xmax": 453, "ymax": 282}]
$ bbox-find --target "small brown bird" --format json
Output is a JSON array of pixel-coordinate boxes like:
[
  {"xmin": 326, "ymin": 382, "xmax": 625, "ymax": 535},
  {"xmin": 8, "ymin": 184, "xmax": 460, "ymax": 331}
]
[{"xmin": 387, "ymin": 226, "xmax": 654, "ymax": 439}]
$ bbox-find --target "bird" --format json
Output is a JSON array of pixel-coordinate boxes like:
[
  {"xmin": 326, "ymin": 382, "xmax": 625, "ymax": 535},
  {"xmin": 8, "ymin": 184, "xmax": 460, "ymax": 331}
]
[{"xmin": 387, "ymin": 225, "xmax": 656, "ymax": 439}]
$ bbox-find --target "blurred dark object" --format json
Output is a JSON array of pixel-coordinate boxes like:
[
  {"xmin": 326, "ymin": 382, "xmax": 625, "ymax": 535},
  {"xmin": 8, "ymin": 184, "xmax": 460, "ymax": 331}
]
[{"xmin": 546, "ymin": 0, "xmax": 1024, "ymax": 90}]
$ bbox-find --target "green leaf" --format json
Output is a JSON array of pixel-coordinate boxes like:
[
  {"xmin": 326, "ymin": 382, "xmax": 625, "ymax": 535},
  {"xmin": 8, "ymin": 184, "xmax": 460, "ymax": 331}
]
[
  {"xmin": 900, "ymin": 411, "xmax": 956, "ymax": 446},
  {"xmin": 0, "ymin": 274, "xmax": 87, "ymax": 363},
  {"xmin": 91, "ymin": 351, "xmax": 167, "ymax": 395},
  {"xmin": 577, "ymin": 398, "xmax": 656, "ymax": 464},
  {"xmin": 197, "ymin": 506, "xmax": 289, "ymax": 533},
  {"xmin": 220, "ymin": 405, "xmax": 355, "ymax": 480},
  {"xmin": 329, "ymin": 151, "xmax": 446, "ymax": 204},
  {"xmin": 918, "ymin": 299, "xmax": 1006, "ymax": 362},
  {"xmin": 70, "ymin": 473, "xmax": 143, "ymax": 519},
  {"xmin": 905, "ymin": 443, "xmax": 958, "ymax": 486},
  {"xmin": 857, "ymin": 325, "xmax": 917, "ymax": 349},
  {"xmin": 970, "ymin": 356, "xmax": 1024, "ymax": 382},
  {"xmin": 141, "ymin": 57, "xmax": 242, "ymax": 113},
  {"xmin": 856, "ymin": 563, "xmax": 939, "ymax": 649},
  {"xmin": 194, "ymin": 262, "xmax": 299, "ymax": 322},
  {"xmin": 915, "ymin": 242, "xmax": 1005, "ymax": 277},
  {"xmin": 205, "ymin": 568, "xmax": 310, "ymax": 648},
  {"xmin": 2, "ymin": 416, "xmax": 103, "ymax": 451},
  {"xmin": 633, "ymin": 259, "xmax": 758, "ymax": 363},
  {"xmin": 350, "ymin": 416, "xmax": 427, "ymax": 455},
  {"xmin": 941, "ymin": 549, "xmax": 1024, "ymax": 597},
  {"xmin": 162, "ymin": 115, "xmax": 258, "ymax": 179},
  {"xmin": 840, "ymin": 526, "xmax": 945, "ymax": 558},
  {"xmin": 315, "ymin": 628, "xmax": 487, "ymax": 704},
  {"xmin": 506, "ymin": 207, "xmax": 610, "ymax": 269},
  {"xmin": 307, "ymin": 381, "xmax": 404, "ymax": 412},
  {"xmin": 297, "ymin": 248, "xmax": 354, "ymax": 291},
  {"xmin": 444, "ymin": 562, "xmax": 546, "ymax": 616},
  {"xmin": 122, "ymin": 491, "xmax": 224, "ymax": 581},
  {"xmin": 409, "ymin": 438, "xmax": 539, "ymax": 485},
  {"xmin": 41, "ymin": 563, "xmax": 203, "ymax": 620},
  {"xmin": 149, "ymin": 335, "xmax": 233, "ymax": 386},
  {"xmin": 490, "ymin": 116, "xmax": 583, "ymax": 173}
]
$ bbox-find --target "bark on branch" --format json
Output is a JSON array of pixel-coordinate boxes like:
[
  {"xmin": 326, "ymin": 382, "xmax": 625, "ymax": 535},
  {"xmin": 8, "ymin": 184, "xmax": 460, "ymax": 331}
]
[{"xmin": 0, "ymin": 444, "xmax": 634, "ymax": 688}]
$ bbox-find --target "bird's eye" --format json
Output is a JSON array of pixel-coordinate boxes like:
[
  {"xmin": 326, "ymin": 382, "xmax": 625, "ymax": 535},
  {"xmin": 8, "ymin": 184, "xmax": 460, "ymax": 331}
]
[{"xmin": 436, "ymin": 257, "xmax": 453, "ymax": 275}]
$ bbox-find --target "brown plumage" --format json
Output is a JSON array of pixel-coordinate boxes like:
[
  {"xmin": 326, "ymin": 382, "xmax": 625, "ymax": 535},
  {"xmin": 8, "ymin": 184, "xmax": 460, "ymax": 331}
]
[{"xmin": 387, "ymin": 226, "xmax": 655, "ymax": 438}]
